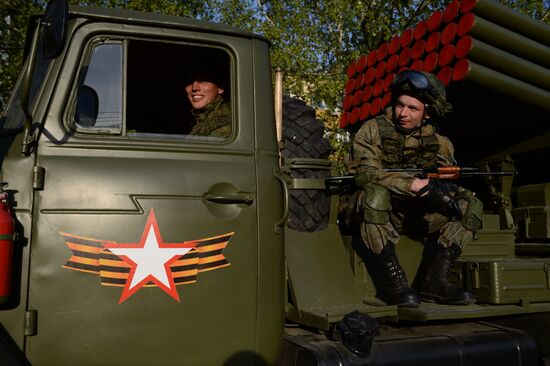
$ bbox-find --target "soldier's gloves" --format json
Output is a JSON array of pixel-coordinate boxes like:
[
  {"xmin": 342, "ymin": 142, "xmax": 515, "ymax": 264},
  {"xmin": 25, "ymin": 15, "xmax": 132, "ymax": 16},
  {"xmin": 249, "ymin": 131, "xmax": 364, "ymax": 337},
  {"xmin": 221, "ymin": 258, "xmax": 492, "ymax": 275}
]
[{"xmin": 418, "ymin": 180, "xmax": 462, "ymax": 219}]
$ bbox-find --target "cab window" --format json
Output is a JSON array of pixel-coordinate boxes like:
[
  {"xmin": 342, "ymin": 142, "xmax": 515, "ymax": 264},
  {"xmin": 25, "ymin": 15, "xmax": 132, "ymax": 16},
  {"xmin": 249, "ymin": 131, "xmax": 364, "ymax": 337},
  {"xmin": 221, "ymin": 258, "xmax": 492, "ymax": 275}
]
[
  {"xmin": 71, "ymin": 38, "xmax": 232, "ymax": 142},
  {"xmin": 74, "ymin": 42, "xmax": 123, "ymax": 131}
]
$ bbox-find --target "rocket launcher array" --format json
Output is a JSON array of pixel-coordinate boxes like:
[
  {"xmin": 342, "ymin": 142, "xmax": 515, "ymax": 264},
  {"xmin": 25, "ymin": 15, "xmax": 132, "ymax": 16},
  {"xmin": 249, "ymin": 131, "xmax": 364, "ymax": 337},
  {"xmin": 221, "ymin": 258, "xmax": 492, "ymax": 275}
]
[{"xmin": 340, "ymin": 0, "xmax": 550, "ymax": 130}]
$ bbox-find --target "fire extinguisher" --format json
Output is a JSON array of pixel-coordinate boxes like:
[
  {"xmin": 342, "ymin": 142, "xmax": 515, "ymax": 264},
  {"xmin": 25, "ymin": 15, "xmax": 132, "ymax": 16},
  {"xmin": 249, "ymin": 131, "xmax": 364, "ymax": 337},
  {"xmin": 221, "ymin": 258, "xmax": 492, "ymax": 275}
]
[{"xmin": 0, "ymin": 183, "xmax": 15, "ymax": 305}]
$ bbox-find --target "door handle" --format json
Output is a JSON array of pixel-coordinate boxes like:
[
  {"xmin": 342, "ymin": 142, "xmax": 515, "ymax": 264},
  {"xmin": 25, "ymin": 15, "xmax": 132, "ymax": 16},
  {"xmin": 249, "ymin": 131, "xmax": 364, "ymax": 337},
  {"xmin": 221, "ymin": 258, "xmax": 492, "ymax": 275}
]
[
  {"xmin": 274, "ymin": 169, "xmax": 289, "ymax": 233},
  {"xmin": 204, "ymin": 194, "xmax": 253, "ymax": 205}
]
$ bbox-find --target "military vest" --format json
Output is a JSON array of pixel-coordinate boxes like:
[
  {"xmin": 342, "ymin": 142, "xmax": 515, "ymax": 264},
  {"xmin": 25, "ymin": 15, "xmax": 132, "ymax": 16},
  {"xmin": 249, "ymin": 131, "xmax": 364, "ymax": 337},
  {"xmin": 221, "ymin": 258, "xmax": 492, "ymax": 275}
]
[{"xmin": 376, "ymin": 116, "xmax": 440, "ymax": 169}]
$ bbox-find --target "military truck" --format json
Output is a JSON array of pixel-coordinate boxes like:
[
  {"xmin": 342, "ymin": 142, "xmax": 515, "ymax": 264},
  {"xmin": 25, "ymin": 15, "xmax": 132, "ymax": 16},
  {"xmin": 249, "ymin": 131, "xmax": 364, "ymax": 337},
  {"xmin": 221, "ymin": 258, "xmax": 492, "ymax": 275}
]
[{"xmin": 1, "ymin": 0, "xmax": 550, "ymax": 365}]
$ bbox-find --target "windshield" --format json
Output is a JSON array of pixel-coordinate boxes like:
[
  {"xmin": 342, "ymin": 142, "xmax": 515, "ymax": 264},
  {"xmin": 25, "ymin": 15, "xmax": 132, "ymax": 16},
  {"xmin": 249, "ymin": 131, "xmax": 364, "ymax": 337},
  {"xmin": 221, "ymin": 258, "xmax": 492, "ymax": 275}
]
[{"xmin": 0, "ymin": 38, "xmax": 52, "ymax": 132}]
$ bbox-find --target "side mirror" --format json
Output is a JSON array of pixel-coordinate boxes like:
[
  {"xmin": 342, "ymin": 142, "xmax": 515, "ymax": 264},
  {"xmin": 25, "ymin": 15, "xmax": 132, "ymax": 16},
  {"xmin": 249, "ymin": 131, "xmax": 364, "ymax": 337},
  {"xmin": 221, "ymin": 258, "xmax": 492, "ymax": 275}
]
[
  {"xmin": 43, "ymin": 0, "xmax": 69, "ymax": 59},
  {"xmin": 75, "ymin": 85, "xmax": 99, "ymax": 128}
]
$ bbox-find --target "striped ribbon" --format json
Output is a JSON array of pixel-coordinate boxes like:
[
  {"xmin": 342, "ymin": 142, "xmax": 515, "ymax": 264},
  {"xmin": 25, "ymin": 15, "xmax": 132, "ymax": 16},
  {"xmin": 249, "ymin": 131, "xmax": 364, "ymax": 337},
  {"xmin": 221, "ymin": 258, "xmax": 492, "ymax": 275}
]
[{"xmin": 62, "ymin": 231, "xmax": 232, "ymax": 287}]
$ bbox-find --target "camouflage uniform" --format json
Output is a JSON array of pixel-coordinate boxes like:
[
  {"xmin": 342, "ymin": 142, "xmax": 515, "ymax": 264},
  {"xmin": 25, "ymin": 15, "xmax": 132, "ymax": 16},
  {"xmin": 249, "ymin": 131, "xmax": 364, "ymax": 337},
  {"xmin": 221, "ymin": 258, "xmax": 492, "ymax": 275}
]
[
  {"xmin": 351, "ymin": 108, "xmax": 480, "ymax": 255},
  {"xmin": 347, "ymin": 71, "xmax": 480, "ymax": 306},
  {"xmin": 190, "ymin": 95, "xmax": 231, "ymax": 138}
]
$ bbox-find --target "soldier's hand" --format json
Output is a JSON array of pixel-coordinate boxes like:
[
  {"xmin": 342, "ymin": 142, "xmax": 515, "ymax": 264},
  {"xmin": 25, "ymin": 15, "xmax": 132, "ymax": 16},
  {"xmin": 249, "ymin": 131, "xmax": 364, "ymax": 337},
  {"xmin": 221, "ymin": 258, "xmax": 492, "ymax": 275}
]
[
  {"xmin": 417, "ymin": 180, "xmax": 462, "ymax": 219},
  {"xmin": 410, "ymin": 178, "xmax": 430, "ymax": 194}
]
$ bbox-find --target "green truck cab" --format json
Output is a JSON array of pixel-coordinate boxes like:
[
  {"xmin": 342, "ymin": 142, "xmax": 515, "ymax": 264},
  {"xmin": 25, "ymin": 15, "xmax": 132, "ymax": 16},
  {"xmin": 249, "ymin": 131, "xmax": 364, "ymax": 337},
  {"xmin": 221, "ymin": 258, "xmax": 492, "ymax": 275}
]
[
  {"xmin": 2, "ymin": 1, "xmax": 550, "ymax": 365},
  {"xmin": 1, "ymin": 2, "xmax": 284, "ymax": 364}
]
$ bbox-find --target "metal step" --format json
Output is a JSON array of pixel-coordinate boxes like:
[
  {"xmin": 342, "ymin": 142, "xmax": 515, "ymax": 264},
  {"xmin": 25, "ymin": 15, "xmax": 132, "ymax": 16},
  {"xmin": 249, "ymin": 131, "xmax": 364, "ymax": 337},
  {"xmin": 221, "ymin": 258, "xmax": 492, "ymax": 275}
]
[{"xmin": 398, "ymin": 301, "xmax": 550, "ymax": 322}]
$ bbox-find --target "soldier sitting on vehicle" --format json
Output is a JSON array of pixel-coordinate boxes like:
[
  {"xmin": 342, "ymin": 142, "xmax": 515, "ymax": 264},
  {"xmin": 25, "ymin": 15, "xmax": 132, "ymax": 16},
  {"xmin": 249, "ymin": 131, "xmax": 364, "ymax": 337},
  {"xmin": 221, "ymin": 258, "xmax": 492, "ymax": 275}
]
[
  {"xmin": 350, "ymin": 70, "xmax": 483, "ymax": 307},
  {"xmin": 184, "ymin": 62, "xmax": 231, "ymax": 138}
]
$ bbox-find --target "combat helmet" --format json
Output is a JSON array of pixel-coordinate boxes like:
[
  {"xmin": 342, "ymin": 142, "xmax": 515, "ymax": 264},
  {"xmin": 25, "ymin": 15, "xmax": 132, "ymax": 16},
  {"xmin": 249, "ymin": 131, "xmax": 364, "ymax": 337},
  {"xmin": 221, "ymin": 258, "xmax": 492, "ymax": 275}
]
[{"xmin": 390, "ymin": 71, "xmax": 452, "ymax": 120}]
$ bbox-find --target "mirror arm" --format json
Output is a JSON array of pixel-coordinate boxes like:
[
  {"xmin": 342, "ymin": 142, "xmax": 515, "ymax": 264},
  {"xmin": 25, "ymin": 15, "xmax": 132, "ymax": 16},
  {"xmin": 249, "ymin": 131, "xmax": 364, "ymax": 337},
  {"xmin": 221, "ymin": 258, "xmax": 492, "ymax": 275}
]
[{"xmin": 21, "ymin": 18, "xmax": 42, "ymax": 156}]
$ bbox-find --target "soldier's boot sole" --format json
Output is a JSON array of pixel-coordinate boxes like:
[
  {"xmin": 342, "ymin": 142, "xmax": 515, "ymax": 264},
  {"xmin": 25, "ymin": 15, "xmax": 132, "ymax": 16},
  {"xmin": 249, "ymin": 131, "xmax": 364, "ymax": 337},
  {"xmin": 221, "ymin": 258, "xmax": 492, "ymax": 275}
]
[{"xmin": 419, "ymin": 291, "xmax": 477, "ymax": 305}]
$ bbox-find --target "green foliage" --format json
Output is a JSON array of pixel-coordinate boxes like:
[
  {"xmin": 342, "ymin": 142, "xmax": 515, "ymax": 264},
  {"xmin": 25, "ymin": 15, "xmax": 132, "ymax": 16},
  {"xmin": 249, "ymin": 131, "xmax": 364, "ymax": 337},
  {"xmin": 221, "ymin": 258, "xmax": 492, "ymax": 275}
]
[
  {"xmin": 251, "ymin": 1, "xmax": 363, "ymax": 109},
  {"xmin": 1, "ymin": 0, "xmax": 549, "ymax": 118},
  {"xmin": 0, "ymin": 0, "xmax": 42, "ymax": 105},
  {"xmin": 499, "ymin": 0, "xmax": 550, "ymax": 21},
  {"xmin": 317, "ymin": 108, "xmax": 351, "ymax": 174},
  {"xmin": 0, "ymin": 0, "xmax": 218, "ymax": 106}
]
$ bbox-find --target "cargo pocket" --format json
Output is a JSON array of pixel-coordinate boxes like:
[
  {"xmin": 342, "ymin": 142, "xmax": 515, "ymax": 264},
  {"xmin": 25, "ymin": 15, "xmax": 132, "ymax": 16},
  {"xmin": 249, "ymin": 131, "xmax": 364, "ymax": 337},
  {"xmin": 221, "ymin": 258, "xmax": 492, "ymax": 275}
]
[
  {"xmin": 461, "ymin": 194, "xmax": 483, "ymax": 231},
  {"xmin": 363, "ymin": 183, "xmax": 391, "ymax": 224}
]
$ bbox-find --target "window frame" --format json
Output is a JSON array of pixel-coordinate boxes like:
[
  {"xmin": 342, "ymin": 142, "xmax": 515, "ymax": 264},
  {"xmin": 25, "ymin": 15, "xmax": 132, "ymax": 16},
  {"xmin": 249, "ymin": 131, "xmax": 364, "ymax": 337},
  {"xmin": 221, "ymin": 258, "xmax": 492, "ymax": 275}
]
[
  {"xmin": 66, "ymin": 33, "xmax": 235, "ymax": 144},
  {"xmin": 67, "ymin": 37, "xmax": 124, "ymax": 135}
]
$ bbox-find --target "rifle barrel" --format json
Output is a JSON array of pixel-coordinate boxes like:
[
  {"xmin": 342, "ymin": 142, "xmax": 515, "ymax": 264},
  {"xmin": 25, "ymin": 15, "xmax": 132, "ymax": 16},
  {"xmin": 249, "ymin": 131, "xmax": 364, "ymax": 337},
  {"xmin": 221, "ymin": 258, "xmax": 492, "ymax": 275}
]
[
  {"xmin": 461, "ymin": 171, "xmax": 516, "ymax": 176},
  {"xmin": 384, "ymin": 167, "xmax": 515, "ymax": 175},
  {"xmin": 384, "ymin": 168, "xmax": 424, "ymax": 173}
]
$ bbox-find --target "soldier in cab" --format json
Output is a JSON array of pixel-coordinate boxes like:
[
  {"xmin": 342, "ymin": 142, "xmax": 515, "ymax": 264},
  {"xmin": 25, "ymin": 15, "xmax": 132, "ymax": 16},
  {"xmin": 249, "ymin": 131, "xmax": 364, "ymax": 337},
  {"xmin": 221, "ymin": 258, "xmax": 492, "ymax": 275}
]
[{"xmin": 184, "ymin": 61, "xmax": 231, "ymax": 138}]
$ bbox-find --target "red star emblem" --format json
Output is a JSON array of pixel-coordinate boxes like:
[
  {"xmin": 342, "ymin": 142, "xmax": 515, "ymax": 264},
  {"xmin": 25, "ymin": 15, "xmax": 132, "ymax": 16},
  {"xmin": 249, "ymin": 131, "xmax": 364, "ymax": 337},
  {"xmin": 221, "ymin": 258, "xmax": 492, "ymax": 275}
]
[{"xmin": 105, "ymin": 209, "xmax": 197, "ymax": 303}]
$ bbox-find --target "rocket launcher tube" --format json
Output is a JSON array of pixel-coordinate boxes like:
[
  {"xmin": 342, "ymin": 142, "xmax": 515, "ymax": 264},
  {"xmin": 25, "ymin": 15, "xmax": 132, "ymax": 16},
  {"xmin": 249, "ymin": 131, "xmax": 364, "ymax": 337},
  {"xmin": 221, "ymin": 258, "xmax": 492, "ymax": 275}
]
[
  {"xmin": 443, "ymin": 1, "xmax": 460, "ymax": 23},
  {"xmin": 389, "ymin": 35, "xmax": 401, "ymax": 55},
  {"xmin": 437, "ymin": 67, "xmax": 452, "ymax": 87},
  {"xmin": 423, "ymin": 53, "xmax": 439, "ymax": 73},
  {"xmin": 426, "ymin": 32, "xmax": 441, "ymax": 53},
  {"xmin": 455, "ymin": 36, "xmax": 550, "ymax": 91},
  {"xmin": 453, "ymin": 59, "xmax": 550, "ymax": 112},
  {"xmin": 413, "ymin": 20, "xmax": 428, "ymax": 40},
  {"xmin": 400, "ymin": 29, "xmax": 414, "ymax": 48},
  {"xmin": 438, "ymin": 44, "xmax": 455, "ymax": 67},
  {"xmin": 458, "ymin": 13, "xmax": 550, "ymax": 69},
  {"xmin": 427, "ymin": 11, "xmax": 444, "ymax": 32},
  {"xmin": 377, "ymin": 43, "xmax": 389, "ymax": 61},
  {"xmin": 460, "ymin": 0, "xmax": 550, "ymax": 47},
  {"xmin": 441, "ymin": 23, "xmax": 457, "ymax": 45}
]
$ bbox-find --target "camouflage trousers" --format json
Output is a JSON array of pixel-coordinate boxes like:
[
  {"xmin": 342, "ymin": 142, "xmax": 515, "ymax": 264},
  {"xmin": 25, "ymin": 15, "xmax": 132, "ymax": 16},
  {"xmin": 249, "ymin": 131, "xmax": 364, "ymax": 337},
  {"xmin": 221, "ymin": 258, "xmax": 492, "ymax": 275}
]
[{"xmin": 340, "ymin": 190, "xmax": 475, "ymax": 255}]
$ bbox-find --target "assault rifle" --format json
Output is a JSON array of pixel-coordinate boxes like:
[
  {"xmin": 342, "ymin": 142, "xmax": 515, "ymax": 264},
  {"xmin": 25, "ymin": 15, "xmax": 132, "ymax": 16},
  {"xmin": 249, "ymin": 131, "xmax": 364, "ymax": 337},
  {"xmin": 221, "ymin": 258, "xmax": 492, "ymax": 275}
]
[
  {"xmin": 384, "ymin": 166, "xmax": 517, "ymax": 179},
  {"xmin": 324, "ymin": 166, "xmax": 517, "ymax": 195}
]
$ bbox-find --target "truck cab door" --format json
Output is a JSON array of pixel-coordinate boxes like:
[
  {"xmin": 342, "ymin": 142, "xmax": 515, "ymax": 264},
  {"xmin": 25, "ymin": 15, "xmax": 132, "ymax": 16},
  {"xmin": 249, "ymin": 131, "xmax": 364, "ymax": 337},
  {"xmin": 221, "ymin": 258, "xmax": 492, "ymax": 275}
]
[{"xmin": 23, "ymin": 21, "xmax": 283, "ymax": 366}]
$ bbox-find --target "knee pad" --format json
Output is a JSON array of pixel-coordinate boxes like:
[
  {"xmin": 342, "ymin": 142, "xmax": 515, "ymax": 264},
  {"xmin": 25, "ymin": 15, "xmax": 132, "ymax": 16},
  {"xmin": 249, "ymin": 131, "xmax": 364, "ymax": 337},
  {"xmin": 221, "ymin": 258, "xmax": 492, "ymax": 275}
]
[
  {"xmin": 363, "ymin": 183, "xmax": 391, "ymax": 224},
  {"xmin": 457, "ymin": 191, "xmax": 483, "ymax": 231}
]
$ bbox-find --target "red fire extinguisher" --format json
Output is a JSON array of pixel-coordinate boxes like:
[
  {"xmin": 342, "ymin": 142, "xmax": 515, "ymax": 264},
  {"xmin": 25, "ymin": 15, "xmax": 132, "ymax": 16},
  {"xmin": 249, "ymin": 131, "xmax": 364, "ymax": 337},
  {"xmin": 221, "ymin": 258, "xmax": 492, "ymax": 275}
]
[{"xmin": 0, "ymin": 184, "xmax": 15, "ymax": 305}]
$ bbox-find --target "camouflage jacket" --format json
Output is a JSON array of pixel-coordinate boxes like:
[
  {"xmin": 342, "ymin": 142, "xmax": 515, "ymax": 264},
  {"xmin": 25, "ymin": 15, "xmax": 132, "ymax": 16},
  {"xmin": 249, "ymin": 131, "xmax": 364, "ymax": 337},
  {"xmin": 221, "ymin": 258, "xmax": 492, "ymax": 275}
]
[
  {"xmin": 352, "ymin": 108, "xmax": 456, "ymax": 197},
  {"xmin": 190, "ymin": 95, "xmax": 231, "ymax": 138}
]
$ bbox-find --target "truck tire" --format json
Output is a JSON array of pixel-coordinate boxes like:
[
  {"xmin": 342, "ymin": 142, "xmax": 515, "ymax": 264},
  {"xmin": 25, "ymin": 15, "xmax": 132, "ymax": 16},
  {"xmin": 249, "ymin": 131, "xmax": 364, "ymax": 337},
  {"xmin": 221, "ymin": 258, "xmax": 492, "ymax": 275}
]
[{"xmin": 281, "ymin": 97, "xmax": 332, "ymax": 232}]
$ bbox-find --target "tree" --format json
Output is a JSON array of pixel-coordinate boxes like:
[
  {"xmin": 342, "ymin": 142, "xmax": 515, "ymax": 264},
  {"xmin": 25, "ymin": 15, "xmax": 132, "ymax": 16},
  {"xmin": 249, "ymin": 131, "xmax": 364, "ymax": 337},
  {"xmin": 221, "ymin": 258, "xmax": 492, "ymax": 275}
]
[
  {"xmin": 0, "ymin": 0, "xmax": 218, "ymax": 106},
  {"xmin": 1, "ymin": 0, "xmax": 548, "ymax": 114},
  {"xmin": 0, "ymin": 0, "xmax": 42, "ymax": 106}
]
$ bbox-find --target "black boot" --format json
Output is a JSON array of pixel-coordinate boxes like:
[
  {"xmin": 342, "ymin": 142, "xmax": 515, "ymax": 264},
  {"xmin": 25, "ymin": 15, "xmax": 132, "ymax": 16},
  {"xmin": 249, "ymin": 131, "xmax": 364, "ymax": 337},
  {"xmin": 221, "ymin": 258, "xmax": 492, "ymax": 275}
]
[
  {"xmin": 415, "ymin": 244, "xmax": 476, "ymax": 305},
  {"xmin": 375, "ymin": 244, "xmax": 420, "ymax": 307}
]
